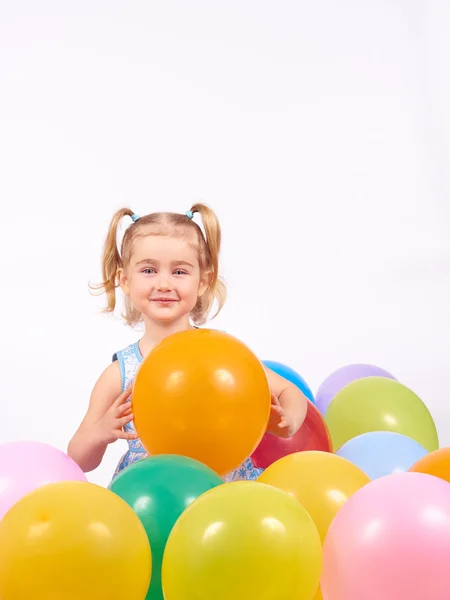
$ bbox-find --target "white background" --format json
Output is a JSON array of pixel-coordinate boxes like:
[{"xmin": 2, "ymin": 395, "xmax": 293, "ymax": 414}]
[{"xmin": 1, "ymin": 1, "xmax": 449, "ymax": 487}]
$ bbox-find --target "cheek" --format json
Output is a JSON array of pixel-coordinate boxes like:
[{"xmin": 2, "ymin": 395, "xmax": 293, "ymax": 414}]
[
  {"xmin": 130, "ymin": 277, "xmax": 151, "ymax": 295},
  {"xmin": 178, "ymin": 277, "xmax": 201, "ymax": 299}
]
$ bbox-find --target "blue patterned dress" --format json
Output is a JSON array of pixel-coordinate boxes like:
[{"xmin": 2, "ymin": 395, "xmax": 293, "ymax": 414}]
[{"xmin": 111, "ymin": 341, "xmax": 263, "ymax": 482}]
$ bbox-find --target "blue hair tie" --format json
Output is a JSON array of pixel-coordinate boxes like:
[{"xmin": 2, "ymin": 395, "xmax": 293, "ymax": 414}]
[
  {"xmin": 131, "ymin": 213, "xmax": 140, "ymax": 222},
  {"xmin": 186, "ymin": 210, "xmax": 194, "ymax": 219}
]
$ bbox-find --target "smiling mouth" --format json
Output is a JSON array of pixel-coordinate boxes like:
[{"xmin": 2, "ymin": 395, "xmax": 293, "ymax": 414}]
[{"xmin": 151, "ymin": 298, "xmax": 177, "ymax": 303}]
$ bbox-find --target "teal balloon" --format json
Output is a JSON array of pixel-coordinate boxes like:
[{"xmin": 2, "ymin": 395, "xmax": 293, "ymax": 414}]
[
  {"xmin": 109, "ymin": 455, "xmax": 223, "ymax": 600},
  {"xmin": 263, "ymin": 360, "xmax": 315, "ymax": 403}
]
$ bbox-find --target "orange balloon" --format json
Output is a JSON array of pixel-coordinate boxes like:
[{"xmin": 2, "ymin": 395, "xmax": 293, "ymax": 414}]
[
  {"xmin": 132, "ymin": 329, "xmax": 271, "ymax": 476},
  {"xmin": 410, "ymin": 447, "xmax": 450, "ymax": 482}
]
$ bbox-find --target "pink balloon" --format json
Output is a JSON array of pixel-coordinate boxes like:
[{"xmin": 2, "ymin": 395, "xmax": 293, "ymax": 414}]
[
  {"xmin": 321, "ymin": 472, "xmax": 450, "ymax": 600},
  {"xmin": 0, "ymin": 441, "xmax": 87, "ymax": 520}
]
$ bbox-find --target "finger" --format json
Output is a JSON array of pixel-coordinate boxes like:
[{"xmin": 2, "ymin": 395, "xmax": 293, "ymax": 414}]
[
  {"xmin": 113, "ymin": 385, "xmax": 133, "ymax": 407},
  {"xmin": 120, "ymin": 385, "xmax": 134, "ymax": 401},
  {"xmin": 118, "ymin": 414, "xmax": 134, "ymax": 427},
  {"xmin": 116, "ymin": 430, "xmax": 138, "ymax": 440},
  {"xmin": 271, "ymin": 393, "xmax": 281, "ymax": 406},
  {"xmin": 116, "ymin": 401, "xmax": 132, "ymax": 415}
]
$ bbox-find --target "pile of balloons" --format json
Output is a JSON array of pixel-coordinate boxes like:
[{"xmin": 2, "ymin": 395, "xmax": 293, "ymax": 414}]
[{"xmin": 0, "ymin": 329, "xmax": 449, "ymax": 600}]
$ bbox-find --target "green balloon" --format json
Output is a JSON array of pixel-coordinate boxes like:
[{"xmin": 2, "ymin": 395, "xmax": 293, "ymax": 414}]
[
  {"xmin": 109, "ymin": 455, "xmax": 223, "ymax": 600},
  {"xmin": 325, "ymin": 376, "xmax": 439, "ymax": 452}
]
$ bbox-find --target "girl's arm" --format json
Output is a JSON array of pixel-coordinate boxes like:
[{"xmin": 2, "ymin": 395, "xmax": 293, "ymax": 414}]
[
  {"xmin": 67, "ymin": 362, "xmax": 137, "ymax": 472},
  {"xmin": 263, "ymin": 365, "xmax": 308, "ymax": 438}
]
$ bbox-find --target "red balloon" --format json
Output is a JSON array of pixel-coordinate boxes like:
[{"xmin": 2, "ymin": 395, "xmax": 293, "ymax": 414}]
[{"xmin": 251, "ymin": 401, "xmax": 333, "ymax": 469}]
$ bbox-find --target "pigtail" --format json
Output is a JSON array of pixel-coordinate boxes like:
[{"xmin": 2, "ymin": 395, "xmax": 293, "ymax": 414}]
[
  {"xmin": 189, "ymin": 203, "xmax": 227, "ymax": 323},
  {"xmin": 89, "ymin": 207, "xmax": 135, "ymax": 314}
]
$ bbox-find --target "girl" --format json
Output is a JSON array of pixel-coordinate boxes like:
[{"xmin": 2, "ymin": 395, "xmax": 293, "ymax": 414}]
[{"xmin": 68, "ymin": 204, "xmax": 307, "ymax": 481}]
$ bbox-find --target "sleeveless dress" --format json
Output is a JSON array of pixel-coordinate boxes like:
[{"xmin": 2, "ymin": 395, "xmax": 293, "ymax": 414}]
[{"xmin": 111, "ymin": 341, "xmax": 264, "ymax": 482}]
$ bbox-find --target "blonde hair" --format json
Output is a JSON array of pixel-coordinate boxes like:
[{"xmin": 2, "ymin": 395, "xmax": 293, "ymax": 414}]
[{"xmin": 91, "ymin": 204, "xmax": 226, "ymax": 326}]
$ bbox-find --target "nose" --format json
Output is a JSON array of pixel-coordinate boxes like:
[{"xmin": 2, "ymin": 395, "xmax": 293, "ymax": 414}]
[{"xmin": 156, "ymin": 273, "xmax": 171, "ymax": 292}]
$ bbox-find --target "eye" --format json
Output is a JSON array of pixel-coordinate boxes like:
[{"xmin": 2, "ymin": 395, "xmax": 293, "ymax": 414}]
[
  {"xmin": 142, "ymin": 268, "xmax": 155, "ymax": 274},
  {"xmin": 174, "ymin": 269, "xmax": 188, "ymax": 275}
]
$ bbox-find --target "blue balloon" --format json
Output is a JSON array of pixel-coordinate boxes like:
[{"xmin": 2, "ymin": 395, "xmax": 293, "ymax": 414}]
[
  {"xmin": 262, "ymin": 360, "xmax": 315, "ymax": 403},
  {"xmin": 336, "ymin": 431, "xmax": 429, "ymax": 480}
]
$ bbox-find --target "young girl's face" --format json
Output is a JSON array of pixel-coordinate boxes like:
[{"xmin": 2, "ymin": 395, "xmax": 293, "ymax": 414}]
[{"xmin": 120, "ymin": 234, "xmax": 207, "ymax": 324}]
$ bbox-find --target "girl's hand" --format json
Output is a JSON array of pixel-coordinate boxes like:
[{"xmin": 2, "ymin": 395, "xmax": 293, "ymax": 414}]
[
  {"xmin": 267, "ymin": 393, "xmax": 296, "ymax": 438},
  {"xmin": 94, "ymin": 385, "xmax": 138, "ymax": 445}
]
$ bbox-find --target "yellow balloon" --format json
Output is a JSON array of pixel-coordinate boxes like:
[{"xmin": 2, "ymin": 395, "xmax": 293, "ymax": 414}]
[
  {"xmin": 313, "ymin": 588, "xmax": 323, "ymax": 600},
  {"xmin": 162, "ymin": 481, "xmax": 322, "ymax": 600},
  {"xmin": 259, "ymin": 451, "xmax": 370, "ymax": 543},
  {"xmin": 0, "ymin": 481, "xmax": 151, "ymax": 600}
]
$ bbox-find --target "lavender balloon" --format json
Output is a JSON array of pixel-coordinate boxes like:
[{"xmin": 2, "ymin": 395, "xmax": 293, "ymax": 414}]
[
  {"xmin": 0, "ymin": 441, "xmax": 87, "ymax": 520},
  {"xmin": 315, "ymin": 363, "xmax": 396, "ymax": 416}
]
